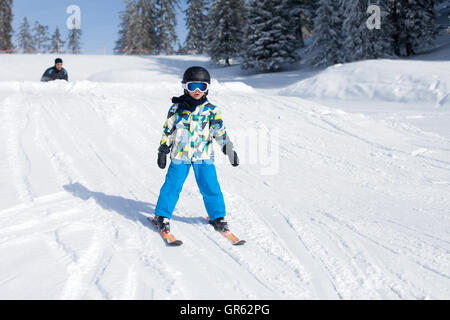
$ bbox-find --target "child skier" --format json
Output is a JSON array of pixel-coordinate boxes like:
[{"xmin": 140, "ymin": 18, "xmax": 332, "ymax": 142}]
[{"xmin": 153, "ymin": 66, "xmax": 239, "ymax": 237}]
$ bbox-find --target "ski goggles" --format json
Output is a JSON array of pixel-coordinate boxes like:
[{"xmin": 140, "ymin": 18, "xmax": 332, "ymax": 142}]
[{"xmin": 182, "ymin": 81, "xmax": 209, "ymax": 92}]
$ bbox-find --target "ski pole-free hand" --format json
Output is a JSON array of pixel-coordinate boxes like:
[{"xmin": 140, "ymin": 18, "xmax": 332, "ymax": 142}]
[
  {"xmin": 157, "ymin": 144, "xmax": 170, "ymax": 169},
  {"xmin": 222, "ymin": 143, "xmax": 239, "ymax": 167}
]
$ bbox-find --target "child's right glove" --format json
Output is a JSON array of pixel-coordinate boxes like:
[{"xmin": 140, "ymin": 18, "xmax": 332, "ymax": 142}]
[
  {"xmin": 157, "ymin": 144, "xmax": 170, "ymax": 169},
  {"xmin": 222, "ymin": 142, "xmax": 239, "ymax": 167}
]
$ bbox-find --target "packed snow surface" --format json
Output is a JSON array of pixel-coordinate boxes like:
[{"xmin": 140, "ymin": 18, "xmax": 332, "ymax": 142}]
[{"xmin": 0, "ymin": 53, "xmax": 449, "ymax": 299}]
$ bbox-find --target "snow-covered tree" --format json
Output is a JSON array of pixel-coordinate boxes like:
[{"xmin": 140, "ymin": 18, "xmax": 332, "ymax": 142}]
[
  {"xmin": 49, "ymin": 27, "xmax": 65, "ymax": 54},
  {"xmin": 305, "ymin": 0, "xmax": 344, "ymax": 68},
  {"xmin": 385, "ymin": 0, "xmax": 440, "ymax": 57},
  {"xmin": 67, "ymin": 28, "xmax": 82, "ymax": 54},
  {"xmin": 388, "ymin": 0, "xmax": 406, "ymax": 56},
  {"xmin": 17, "ymin": 17, "xmax": 35, "ymax": 53},
  {"xmin": 155, "ymin": 0, "xmax": 178, "ymax": 54},
  {"xmin": 184, "ymin": 0, "xmax": 209, "ymax": 53},
  {"xmin": 33, "ymin": 22, "xmax": 50, "ymax": 53},
  {"xmin": 135, "ymin": 0, "xmax": 157, "ymax": 54},
  {"xmin": 284, "ymin": 0, "xmax": 318, "ymax": 48},
  {"xmin": 207, "ymin": 0, "xmax": 246, "ymax": 66},
  {"xmin": 402, "ymin": 0, "xmax": 440, "ymax": 56},
  {"xmin": 342, "ymin": 0, "xmax": 393, "ymax": 62},
  {"xmin": 115, "ymin": 0, "xmax": 159, "ymax": 55},
  {"xmin": 115, "ymin": 0, "xmax": 133, "ymax": 54},
  {"xmin": 242, "ymin": 0, "xmax": 299, "ymax": 72},
  {"xmin": 0, "ymin": 0, "xmax": 14, "ymax": 52}
]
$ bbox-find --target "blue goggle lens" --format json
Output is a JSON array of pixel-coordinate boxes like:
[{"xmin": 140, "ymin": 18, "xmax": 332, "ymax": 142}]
[{"xmin": 187, "ymin": 82, "xmax": 208, "ymax": 92}]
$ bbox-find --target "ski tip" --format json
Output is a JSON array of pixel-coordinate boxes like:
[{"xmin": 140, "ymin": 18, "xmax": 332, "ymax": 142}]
[
  {"xmin": 233, "ymin": 240, "xmax": 246, "ymax": 246},
  {"xmin": 168, "ymin": 240, "xmax": 183, "ymax": 246}
]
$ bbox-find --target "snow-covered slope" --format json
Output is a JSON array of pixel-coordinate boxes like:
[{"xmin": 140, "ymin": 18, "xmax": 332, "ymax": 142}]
[{"xmin": 0, "ymin": 54, "xmax": 449, "ymax": 299}]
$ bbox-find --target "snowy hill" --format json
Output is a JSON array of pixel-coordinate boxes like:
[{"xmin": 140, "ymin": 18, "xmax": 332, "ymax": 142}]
[{"xmin": 0, "ymin": 53, "xmax": 449, "ymax": 299}]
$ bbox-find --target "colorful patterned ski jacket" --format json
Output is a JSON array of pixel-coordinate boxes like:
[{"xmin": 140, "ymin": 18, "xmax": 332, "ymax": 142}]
[{"xmin": 159, "ymin": 101, "xmax": 230, "ymax": 162}]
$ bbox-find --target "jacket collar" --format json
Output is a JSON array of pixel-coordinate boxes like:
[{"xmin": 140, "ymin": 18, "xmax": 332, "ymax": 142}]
[{"xmin": 171, "ymin": 94, "xmax": 207, "ymax": 113}]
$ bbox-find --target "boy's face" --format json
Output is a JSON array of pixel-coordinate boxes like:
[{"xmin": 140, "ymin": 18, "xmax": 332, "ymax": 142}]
[{"xmin": 188, "ymin": 89, "xmax": 205, "ymax": 100}]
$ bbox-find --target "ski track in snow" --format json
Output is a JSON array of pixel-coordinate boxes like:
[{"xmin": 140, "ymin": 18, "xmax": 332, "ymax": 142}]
[
  {"xmin": 0, "ymin": 55, "xmax": 449, "ymax": 299},
  {"xmin": 2, "ymin": 96, "xmax": 33, "ymax": 204}
]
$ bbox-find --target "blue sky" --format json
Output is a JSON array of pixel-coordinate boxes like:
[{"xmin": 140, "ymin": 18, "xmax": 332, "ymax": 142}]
[{"xmin": 12, "ymin": 0, "xmax": 189, "ymax": 54}]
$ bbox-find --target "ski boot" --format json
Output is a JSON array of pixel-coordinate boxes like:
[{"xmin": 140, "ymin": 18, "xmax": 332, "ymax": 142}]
[
  {"xmin": 209, "ymin": 217, "xmax": 229, "ymax": 232},
  {"xmin": 153, "ymin": 215, "xmax": 171, "ymax": 233}
]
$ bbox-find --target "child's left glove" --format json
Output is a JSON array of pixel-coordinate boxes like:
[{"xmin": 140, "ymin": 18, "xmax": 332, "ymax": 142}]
[
  {"xmin": 157, "ymin": 144, "xmax": 171, "ymax": 169},
  {"xmin": 222, "ymin": 142, "xmax": 239, "ymax": 167}
]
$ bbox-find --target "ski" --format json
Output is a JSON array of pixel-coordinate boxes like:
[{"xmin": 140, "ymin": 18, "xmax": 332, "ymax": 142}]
[
  {"xmin": 149, "ymin": 217, "xmax": 183, "ymax": 246},
  {"xmin": 205, "ymin": 217, "xmax": 246, "ymax": 246}
]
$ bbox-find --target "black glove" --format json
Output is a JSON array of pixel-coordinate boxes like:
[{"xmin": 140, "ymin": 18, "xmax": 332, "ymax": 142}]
[
  {"xmin": 157, "ymin": 144, "xmax": 170, "ymax": 169},
  {"xmin": 222, "ymin": 143, "xmax": 239, "ymax": 167}
]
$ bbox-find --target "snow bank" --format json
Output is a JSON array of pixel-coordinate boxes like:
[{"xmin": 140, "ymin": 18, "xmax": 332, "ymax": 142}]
[{"xmin": 280, "ymin": 59, "xmax": 450, "ymax": 108}]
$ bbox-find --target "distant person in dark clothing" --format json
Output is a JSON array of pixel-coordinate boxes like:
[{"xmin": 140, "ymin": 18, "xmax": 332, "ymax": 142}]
[{"xmin": 41, "ymin": 58, "xmax": 68, "ymax": 82}]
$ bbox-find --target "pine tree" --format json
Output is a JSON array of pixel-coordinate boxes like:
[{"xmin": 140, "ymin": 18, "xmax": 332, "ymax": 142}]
[
  {"xmin": 154, "ymin": 0, "xmax": 178, "ymax": 54},
  {"xmin": 0, "ymin": 0, "xmax": 14, "ymax": 52},
  {"xmin": 184, "ymin": 0, "xmax": 209, "ymax": 54},
  {"xmin": 342, "ymin": 0, "xmax": 393, "ymax": 62},
  {"xmin": 115, "ymin": 0, "xmax": 158, "ymax": 55},
  {"xmin": 306, "ymin": 0, "xmax": 344, "ymax": 68},
  {"xmin": 305, "ymin": 0, "xmax": 440, "ymax": 65},
  {"xmin": 17, "ymin": 17, "xmax": 35, "ymax": 53},
  {"xmin": 115, "ymin": 0, "xmax": 133, "ymax": 54},
  {"xmin": 33, "ymin": 21, "xmax": 50, "ymax": 53},
  {"xmin": 387, "ymin": 0, "xmax": 403, "ymax": 56},
  {"xmin": 302, "ymin": 0, "xmax": 319, "ymax": 37},
  {"xmin": 137, "ymin": 0, "xmax": 158, "ymax": 54},
  {"xmin": 208, "ymin": 0, "xmax": 246, "ymax": 66},
  {"xmin": 67, "ymin": 28, "xmax": 82, "ymax": 54},
  {"xmin": 385, "ymin": 0, "xmax": 440, "ymax": 57},
  {"xmin": 49, "ymin": 27, "xmax": 65, "ymax": 53},
  {"xmin": 284, "ymin": 0, "xmax": 318, "ymax": 48},
  {"xmin": 242, "ymin": 0, "xmax": 299, "ymax": 72},
  {"xmin": 286, "ymin": 0, "xmax": 305, "ymax": 48},
  {"xmin": 402, "ymin": 0, "xmax": 440, "ymax": 56}
]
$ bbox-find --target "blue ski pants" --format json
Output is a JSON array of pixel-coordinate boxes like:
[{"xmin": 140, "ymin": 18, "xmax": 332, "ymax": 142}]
[{"xmin": 155, "ymin": 160, "xmax": 226, "ymax": 220}]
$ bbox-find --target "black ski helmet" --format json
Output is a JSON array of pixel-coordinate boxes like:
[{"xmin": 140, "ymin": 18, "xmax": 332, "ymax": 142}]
[{"xmin": 182, "ymin": 66, "xmax": 211, "ymax": 84}]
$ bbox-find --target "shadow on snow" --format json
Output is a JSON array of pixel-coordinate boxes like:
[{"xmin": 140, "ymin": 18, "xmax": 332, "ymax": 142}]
[{"xmin": 63, "ymin": 182, "xmax": 207, "ymax": 227}]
